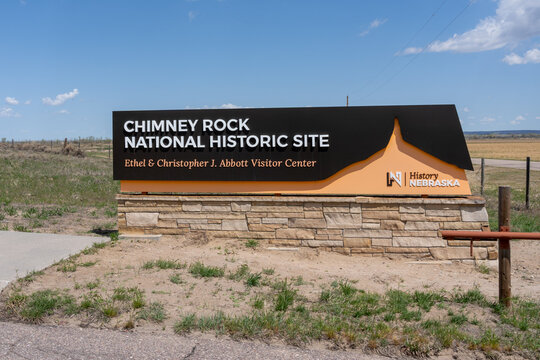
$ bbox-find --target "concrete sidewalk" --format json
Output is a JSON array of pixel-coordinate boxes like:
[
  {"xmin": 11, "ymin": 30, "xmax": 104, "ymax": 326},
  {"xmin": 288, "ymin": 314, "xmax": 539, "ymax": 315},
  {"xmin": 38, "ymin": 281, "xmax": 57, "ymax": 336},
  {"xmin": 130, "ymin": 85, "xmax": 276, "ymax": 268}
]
[{"xmin": 0, "ymin": 231, "xmax": 106, "ymax": 290}]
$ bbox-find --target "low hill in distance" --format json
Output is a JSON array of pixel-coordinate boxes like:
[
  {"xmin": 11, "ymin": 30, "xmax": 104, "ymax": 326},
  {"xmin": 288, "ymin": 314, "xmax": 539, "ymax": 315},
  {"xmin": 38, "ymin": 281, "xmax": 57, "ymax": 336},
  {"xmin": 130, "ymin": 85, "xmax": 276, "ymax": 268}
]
[{"xmin": 465, "ymin": 130, "xmax": 540, "ymax": 139}]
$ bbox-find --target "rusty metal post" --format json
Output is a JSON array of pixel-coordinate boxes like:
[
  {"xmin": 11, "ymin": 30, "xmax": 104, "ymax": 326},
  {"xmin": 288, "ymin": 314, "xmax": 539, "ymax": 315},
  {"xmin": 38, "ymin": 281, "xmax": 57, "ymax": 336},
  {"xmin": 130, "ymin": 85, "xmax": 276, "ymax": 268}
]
[
  {"xmin": 480, "ymin": 158, "xmax": 485, "ymax": 196},
  {"xmin": 526, "ymin": 157, "xmax": 530, "ymax": 210},
  {"xmin": 498, "ymin": 186, "xmax": 511, "ymax": 307}
]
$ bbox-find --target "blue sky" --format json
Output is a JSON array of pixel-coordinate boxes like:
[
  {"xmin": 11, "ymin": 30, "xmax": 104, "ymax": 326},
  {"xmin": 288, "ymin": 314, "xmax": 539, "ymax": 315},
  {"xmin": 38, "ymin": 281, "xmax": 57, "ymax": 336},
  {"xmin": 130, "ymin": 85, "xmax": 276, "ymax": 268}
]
[{"xmin": 1, "ymin": 0, "xmax": 539, "ymax": 140}]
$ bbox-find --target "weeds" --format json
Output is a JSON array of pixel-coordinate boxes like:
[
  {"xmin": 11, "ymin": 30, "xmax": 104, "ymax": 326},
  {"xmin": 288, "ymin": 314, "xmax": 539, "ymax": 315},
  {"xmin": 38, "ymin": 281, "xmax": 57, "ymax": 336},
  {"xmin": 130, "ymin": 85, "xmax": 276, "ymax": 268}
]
[
  {"xmin": 57, "ymin": 260, "xmax": 77, "ymax": 273},
  {"xmin": 13, "ymin": 224, "xmax": 29, "ymax": 232},
  {"xmin": 80, "ymin": 261, "xmax": 97, "ymax": 267},
  {"xmin": 4, "ymin": 206, "xmax": 17, "ymax": 216},
  {"xmin": 251, "ymin": 296, "xmax": 265, "ymax": 310},
  {"xmin": 174, "ymin": 313, "xmax": 197, "ymax": 334},
  {"xmin": 138, "ymin": 302, "xmax": 167, "ymax": 322},
  {"xmin": 101, "ymin": 303, "xmax": 119, "ymax": 318},
  {"xmin": 169, "ymin": 273, "xmax": 184, "ymax": 284},
  {"xmin": 189, "ymin": 262, "xmax": 224, "ymax": 278},
  {"xmin": 453, "ymin": 288, "xmax": 489, "ymax": 306},
  {"xmin": 17, "ymin": 270, "xmax": 44, "ymax": 284},
  {"xmin": 81, "ymin": 241, "xmax": 108, "ymax": 255},
  {"xmin": 13, "ymin": 290, "xmax": 77, "ymax": 321},
  {"xmin": 245, "ymin": 273, "xmax": 262, "ymax": 287},
  {"xmin": 85, "ymin": 281, "xmax": 100, "ymax": 290},
  {"xmin": 228, "ymin": 264, "xmax": 249, "ymax": 281},
  {"xmin": 476, "ymin": 263, "xmax": 491, "ymax": 274},
  {"xmin": 245, "ymin": 239, "xmax": 258, "ymax": 249},
  {"xmin": 274, "ymin": 280, "xmax": 295, "ymax": 311},
  {"xmin": 142, "ymin": 259, "xmax": 186, "ymax": 270}
]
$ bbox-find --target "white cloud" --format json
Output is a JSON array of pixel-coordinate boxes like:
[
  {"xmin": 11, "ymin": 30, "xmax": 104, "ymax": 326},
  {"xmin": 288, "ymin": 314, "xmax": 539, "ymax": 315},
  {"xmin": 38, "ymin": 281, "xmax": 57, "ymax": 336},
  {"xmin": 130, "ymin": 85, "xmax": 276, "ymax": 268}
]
[
  {"xmin": 359, "ymin": 18, "xmax": 387, "ymax": 37},
  {"xmin": 188, "ymin": 11, "xmax": 196, "ymax": 21},
  {"xmin": 220, "ymin": 103, "xmax": 241, "ymax": 109},
  {"xmin": 5, "ymin": 97, "xmax": 19, "ymax": 105},
  {"xmin": 463, "ymin": 107, "xmax": 470, "ymax": 112},
  {"xmin": 503, "ymin": 48, "xmax": 540, "ymax": 64},
  {"xmin": 24, "ymin": 100, "xmax": 31, "ymax": 105},
  {"xmin": 510, "ymin": 115, "xmax": 525, "ymax": 125},
  {"xmin": 398, "ymin": 47, "xmax": 423, "ymax": 55},
  {"xmin": 536, "ymin": 116, "xmax": 540, "ymax": 119},
  {"xmin": 370, "ymin": 18, "xmax": 387, "ymax": 29},
  {"xmin": 42, "ymin": 89, "xmax": 79, "ymax": 106},
  {"xmin": 58, "ymin": 109, "xmax": 69, "ymax": 114},
  {"xmin": 426, "ymin": 0, "xmax": 540, "ymax": 53},
  {"xmin": 0, "ymin": 107, "xmax": 20, "ymax": 118},
  {"xmin": 480, "ymin": 116, "xmax": 496, "ymax": 123}
]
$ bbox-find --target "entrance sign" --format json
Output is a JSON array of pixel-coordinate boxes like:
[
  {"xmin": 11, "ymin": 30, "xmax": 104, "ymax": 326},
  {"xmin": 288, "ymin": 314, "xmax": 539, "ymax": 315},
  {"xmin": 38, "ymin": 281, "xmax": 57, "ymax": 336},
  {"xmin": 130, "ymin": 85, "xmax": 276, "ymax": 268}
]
[{"xmin": 113, "ymin": 105, "xmax": 473, "ymax": 195}]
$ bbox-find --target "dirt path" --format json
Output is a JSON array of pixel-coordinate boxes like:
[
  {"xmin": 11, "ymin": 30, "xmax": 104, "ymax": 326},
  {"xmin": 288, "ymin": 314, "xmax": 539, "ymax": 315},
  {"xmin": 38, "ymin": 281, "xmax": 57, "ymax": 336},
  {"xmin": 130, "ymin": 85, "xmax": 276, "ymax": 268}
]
[{"xmin": 471, "ymin": 158, "xmax": 540, "ymax": 171}]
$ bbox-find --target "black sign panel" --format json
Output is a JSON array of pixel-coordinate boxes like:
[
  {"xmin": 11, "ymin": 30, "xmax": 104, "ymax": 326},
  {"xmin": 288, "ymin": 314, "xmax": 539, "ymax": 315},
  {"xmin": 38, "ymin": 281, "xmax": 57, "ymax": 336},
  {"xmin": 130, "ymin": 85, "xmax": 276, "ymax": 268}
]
[{"xmin": 113, "ymin": 105, "xmax": 472, "ymax": 181}]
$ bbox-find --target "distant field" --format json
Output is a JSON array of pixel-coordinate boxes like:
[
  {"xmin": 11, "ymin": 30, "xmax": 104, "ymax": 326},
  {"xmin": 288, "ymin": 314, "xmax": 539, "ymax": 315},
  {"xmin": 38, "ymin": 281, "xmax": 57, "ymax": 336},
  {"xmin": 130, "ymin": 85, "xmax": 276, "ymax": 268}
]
[
  {"xmin": 466, "ymin": 138, "xmax": 540, "ymax": 161},
  {"xmin": 467, "ymin": 165, "xmax": 539, "ymax": 232},
  {"xmin": 0, "ymin": 143, "xmax": 118, "ymax": 235}
]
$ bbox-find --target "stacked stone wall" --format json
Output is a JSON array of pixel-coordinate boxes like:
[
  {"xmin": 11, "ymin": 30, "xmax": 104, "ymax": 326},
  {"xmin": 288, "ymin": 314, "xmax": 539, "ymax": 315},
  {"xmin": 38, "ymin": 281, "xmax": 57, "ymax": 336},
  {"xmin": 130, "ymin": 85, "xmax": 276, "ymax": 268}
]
[{"xmin": 117, "ymin": 195, "xmax": 495, "ymax": 260}]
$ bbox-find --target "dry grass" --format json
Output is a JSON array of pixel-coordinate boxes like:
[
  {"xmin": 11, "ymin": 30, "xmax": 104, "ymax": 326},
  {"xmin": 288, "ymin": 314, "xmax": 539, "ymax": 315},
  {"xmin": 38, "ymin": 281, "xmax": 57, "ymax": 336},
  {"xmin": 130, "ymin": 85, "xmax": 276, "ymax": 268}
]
[
  {"xmin": 0, "ymin": 144, "xmax": 118, "ymax": 235},
  {"xmin": 466, "ymin": 138, "xmax": 540, "ymax": 161}
]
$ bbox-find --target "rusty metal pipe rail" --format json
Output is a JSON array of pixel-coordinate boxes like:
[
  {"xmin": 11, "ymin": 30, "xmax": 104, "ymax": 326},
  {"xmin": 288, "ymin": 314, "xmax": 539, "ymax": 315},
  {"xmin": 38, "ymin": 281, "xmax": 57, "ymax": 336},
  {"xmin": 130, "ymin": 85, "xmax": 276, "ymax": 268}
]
[
  {"xmin": 442, "ymin": 230, "xmax": 540, "ymax": 241},
  {"xmin": 441, "ymin": 230, "xmax": 540, "ymax": 258}
]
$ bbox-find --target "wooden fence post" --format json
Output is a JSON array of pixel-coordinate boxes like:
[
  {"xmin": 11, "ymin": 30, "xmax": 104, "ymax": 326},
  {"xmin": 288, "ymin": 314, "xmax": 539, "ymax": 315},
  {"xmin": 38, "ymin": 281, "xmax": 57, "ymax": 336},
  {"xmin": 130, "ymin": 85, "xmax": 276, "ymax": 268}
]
[
  {"xmin": 480, "ymin": 158, "xmax": 485, "ymax": 196},
  {"xmin": 498, "ymin": 186, "xmax": 511, "ymax": 308},
  {"xmin": 525, "ymin": 157, "xmax": 530, "ymax": 210}
]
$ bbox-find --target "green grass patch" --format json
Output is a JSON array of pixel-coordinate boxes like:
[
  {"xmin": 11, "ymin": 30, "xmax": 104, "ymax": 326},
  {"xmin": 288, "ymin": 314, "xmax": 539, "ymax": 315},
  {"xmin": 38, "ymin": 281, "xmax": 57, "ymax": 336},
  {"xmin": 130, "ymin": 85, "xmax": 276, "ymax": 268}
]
[
  {"xmin": 137, "ymin": 302, "xmax": 167, "ymax": 322},
  {"xmin": 85, "ymin": 281, "xmax": 100, "ymax": 290},
  {"xmin": 169, "ymin": 273, "xmax": 184, "ymax": 284},
  {"xmin": 13, "ymin": 224, "xmax": 29, "ymax": 232},
  {"xmin": 245, "ymin": 273, "xmax": 262, "ymax": 287},
  {"xmin": 245, "ymin": 239, "xmax": 258, "ymax": 249},
  {"xmin": 189, "ymin": 262, "xmax": 225, "ymax": 278},
  {"xmin": 15, "ymin": 290, "xmax": 78, "ymax": 321},
  {"xmin": 274, "ymin": 280, "xmax": 296, "ymax": 311},
  {"xmin": 81, "ymin": 241, "xmax": 108, "ymax": 255},
  {"xmin": 142, "ymin": 259, "xmax": 186, "ymax": 270},
  {"xmin": 56, "ymin": 260, "xmax": 77, "ymax": 273},
  {"xmin": 452, "ymin": 288, "xmax": 489, "ymax": 306},
  {"xmin": 228, "ymin": 264, "xmax": 249, "ymax": 281},
  {"xmin": 111, "ymin": 287, "xmax": 144, "ymax": 309},
  {"xmin": 476, "ymin": 263, "xmax": 490, "ymax": 274},
  {"xmin": 4, "ymin": 206, "xmax": 17, "ymax": 216},
  {"xmin": 17, "ymin": 270, "xmax": 44, "ymax": 284}
]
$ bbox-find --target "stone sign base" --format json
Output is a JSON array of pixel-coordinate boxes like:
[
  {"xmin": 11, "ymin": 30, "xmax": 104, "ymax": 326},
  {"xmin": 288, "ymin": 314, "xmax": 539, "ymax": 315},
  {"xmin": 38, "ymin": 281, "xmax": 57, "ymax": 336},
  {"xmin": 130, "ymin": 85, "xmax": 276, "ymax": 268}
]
[{"xmin": 117, "ymin": 194, "xmax": 495, "ymax": 260}]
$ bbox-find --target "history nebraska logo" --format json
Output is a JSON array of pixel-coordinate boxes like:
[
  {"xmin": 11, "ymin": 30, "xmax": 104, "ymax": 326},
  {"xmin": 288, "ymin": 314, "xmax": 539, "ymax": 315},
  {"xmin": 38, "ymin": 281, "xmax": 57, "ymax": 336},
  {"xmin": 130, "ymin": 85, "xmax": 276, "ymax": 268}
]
[
  {"xmin": 386, "ymin": 171, "xmax": 402, "ymax": 187},
  {"xmin": 387, "ymin": 171, "xmax": 461, "ymax": 188}
]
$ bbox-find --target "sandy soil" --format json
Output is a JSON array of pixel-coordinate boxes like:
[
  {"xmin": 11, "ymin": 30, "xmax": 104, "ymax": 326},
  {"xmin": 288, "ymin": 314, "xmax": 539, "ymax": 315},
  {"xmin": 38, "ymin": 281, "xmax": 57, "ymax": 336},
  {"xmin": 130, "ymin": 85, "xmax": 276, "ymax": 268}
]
[
  {"xmin": 5, "ymin": 235, "xmax": 539, "ymax": 321},
  {"xmin": 1, "ymin": 234, "xmax": 539, "ymax": 359}
]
